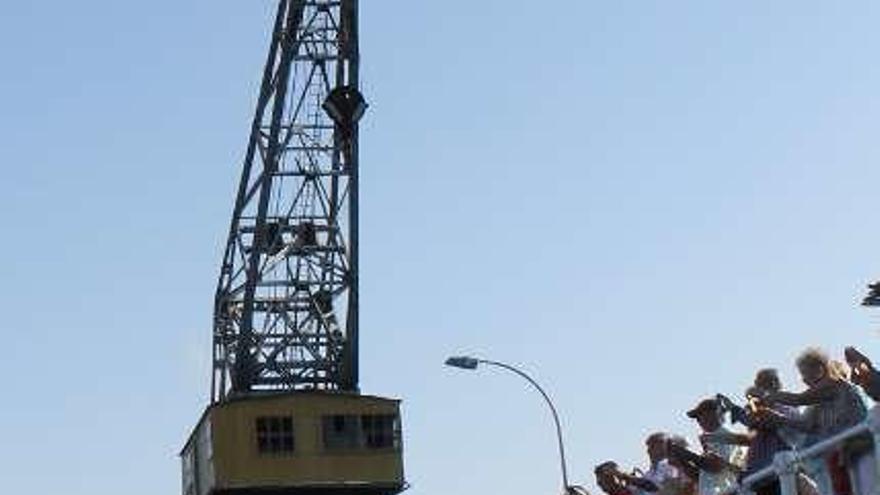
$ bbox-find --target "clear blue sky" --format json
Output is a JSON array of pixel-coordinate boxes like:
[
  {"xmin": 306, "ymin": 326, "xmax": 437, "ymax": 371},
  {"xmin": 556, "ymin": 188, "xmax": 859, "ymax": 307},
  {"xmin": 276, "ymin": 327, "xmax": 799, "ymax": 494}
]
[{"xmin": 1, "ymin": 2, "xmax": 879, "ymax": 494}]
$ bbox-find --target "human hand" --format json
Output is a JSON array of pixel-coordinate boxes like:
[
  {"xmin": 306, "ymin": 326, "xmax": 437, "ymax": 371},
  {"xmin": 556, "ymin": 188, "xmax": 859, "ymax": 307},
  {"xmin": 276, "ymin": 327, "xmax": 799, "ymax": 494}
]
[
  {"xmin": 751, "ymin": 407, "xmax": 777, "ymax": 428},
  {"xmin": 845, "ymin": 347, "xmax": 874, "ymax": 384},
  {"xmin": 715, "ymin": 393, "xmax": 736, "ymax": 412},
  {"xmin": 845, "ymin": 347, "xmax": 872, "ymax": 368}
]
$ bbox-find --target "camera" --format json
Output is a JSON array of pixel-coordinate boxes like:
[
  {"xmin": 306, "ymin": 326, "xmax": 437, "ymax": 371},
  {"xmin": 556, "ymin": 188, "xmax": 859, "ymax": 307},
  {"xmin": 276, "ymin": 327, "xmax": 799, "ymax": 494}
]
[
  {"xmin": 715, "ymin": 393, "xmax": 749, "ymax": 424},
  {"xmin": 715, "ymin": 393, "xmax": 735, "ymax": 413}
]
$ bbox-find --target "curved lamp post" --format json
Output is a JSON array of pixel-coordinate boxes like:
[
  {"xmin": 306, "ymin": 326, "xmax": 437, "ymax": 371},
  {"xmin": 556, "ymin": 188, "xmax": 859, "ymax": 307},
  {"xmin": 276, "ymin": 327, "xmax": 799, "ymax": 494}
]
[{"xmin": 445, "ymin": 356, "xmax": 571, "ymax": 493}]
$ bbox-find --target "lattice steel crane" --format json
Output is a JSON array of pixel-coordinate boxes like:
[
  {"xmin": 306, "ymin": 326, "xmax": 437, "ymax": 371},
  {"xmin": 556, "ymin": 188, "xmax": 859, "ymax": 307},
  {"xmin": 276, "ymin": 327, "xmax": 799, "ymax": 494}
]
[
  {"xmin": 183, "ymin": 3, "xmax": 405, "ymax": 494},
  {"xmin": 213, "ymin": 0, "xmax": 365, "ymax": 400}
]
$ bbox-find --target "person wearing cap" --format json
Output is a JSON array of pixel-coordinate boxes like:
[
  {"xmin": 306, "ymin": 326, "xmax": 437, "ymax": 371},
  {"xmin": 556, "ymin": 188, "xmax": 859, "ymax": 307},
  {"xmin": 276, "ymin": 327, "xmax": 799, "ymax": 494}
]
[{"xmin": 667, "ymin": 398, "xmax": 746, "ymax": 495}]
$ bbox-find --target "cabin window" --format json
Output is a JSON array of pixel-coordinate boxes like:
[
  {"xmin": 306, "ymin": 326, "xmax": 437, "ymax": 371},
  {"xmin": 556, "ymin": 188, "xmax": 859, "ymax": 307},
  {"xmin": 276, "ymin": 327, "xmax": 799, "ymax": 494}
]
[
  {"xmin": 361, "ymin": 414, "xmax": 398, "ymax": 449},
  {"xmin": 322, "ymin": 414, "xmax": 361, "ymax": 450},
  {"xmin": 322, "ymin": 414, "xmax": 400, "ymax": 450},
  {"xmin": 255, "ymin": 416, "xmax": 295, "ymax": 454}
]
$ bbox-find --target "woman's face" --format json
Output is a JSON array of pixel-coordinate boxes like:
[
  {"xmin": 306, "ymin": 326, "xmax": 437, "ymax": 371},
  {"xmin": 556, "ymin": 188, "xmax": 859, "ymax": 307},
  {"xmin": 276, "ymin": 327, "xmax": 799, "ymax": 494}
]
[
  {"xmin": 798, "ymin": 362, "xmax": 826, "ymax": 387},
  {"xmin": 696, "ymin": 411, "xmax": 720, "ymax": 432}
]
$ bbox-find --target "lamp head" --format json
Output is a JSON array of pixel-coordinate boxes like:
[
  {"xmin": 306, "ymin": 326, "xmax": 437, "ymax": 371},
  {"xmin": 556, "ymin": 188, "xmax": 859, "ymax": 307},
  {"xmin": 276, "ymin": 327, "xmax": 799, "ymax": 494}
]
[
  {"xmin": 445, "ymin": 356, "xmax": 480, "ymax": 370},
  {"xmin": 322, "ymin": 85, "xmax": 368, "ymax": 128}
]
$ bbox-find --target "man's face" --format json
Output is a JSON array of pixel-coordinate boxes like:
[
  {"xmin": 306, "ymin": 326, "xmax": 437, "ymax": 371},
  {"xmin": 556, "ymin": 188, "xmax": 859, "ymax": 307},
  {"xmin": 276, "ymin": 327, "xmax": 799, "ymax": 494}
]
[
  {"xmin": 695, "ymin": 410, "xmax": 720, "ymax": 432},
  {"xmin": 759, "ymin": 376, "xmax": 781, "ymax": 393},
  {"xmin": 798, "ymin": 362, "xmax": 825, "ymax": 388}
]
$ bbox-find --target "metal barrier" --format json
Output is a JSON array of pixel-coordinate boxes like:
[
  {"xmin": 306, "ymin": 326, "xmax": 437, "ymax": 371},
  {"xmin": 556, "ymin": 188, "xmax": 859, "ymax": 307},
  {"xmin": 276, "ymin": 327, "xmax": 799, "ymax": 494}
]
[{"xmin": 726, "ymin": 407, "xmax": 880, "ymax": 495}]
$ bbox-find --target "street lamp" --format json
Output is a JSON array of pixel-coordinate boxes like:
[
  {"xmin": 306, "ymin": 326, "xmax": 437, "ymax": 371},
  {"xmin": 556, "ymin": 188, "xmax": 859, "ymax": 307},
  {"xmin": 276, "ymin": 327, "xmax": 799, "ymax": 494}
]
[{"xmin": 445, "ymin": 355, "xmax": 572, "ymax": 493}]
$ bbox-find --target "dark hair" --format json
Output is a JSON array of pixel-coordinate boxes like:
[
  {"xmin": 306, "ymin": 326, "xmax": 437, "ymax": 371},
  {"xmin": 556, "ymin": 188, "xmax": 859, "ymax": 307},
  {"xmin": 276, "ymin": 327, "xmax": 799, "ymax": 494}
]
[
  {"xmin": 829, "ymin": 360, "xmax": 850, "ymax": 381},
  {"xmin": 595, "ymin": 461, "xmax": 618, "ymax": 475},
  {"xmin": 754, "ymin": 368, "xmax": 781, "ymax": 391},
  {"xmin": 646, "ymin": 432, "xmax": 667, "ymax": 445}
]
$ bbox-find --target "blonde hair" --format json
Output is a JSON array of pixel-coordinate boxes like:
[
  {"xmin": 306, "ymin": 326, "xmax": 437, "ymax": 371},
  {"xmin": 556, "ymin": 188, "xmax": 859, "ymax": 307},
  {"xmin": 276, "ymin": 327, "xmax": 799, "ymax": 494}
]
[{"xmin": 829, "ymin": 360, "xmax": 850, "ymax": 381}]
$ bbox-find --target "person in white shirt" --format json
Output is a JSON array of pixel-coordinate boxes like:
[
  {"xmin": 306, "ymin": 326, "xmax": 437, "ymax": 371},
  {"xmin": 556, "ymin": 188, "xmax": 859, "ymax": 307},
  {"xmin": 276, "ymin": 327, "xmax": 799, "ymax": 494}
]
[{"xmin": 668, "ymin": 398, "xmax": 747, "ymax": 495}]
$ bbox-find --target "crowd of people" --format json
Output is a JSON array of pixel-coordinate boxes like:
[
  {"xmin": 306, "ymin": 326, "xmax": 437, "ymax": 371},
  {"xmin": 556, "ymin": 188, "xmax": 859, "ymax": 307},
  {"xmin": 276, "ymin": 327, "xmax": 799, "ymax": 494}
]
[{"xmin": 592, "ymin": 346, "xmax": 880, "ymax": 495}]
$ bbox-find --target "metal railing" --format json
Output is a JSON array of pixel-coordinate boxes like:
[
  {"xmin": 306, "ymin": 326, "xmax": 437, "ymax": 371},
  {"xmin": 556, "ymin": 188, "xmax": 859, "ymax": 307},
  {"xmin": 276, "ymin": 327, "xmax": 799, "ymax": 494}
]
[{"xmin": 727, "ymin": 407, "xmax": 880, "ymax": 495}]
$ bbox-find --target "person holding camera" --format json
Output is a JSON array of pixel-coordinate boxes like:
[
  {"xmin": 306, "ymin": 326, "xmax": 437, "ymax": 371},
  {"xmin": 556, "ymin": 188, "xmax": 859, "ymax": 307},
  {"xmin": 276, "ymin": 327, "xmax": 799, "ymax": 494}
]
[
  {"xmin": 667, "ymin": 398, "xmax": 746, "ymax": 495},
  {"xmin": 716, "ymin": 369, "xmax": 817, "ymax": 495},
  {"xmin": 718, "ymin": 369, "xmax": 799, "ymax": 476}
]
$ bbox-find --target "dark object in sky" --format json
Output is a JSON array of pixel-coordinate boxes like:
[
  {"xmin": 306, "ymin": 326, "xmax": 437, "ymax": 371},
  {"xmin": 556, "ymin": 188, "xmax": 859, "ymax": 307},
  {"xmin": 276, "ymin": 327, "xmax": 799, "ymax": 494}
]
[{"xmin": 863, "ymin": 281, "xmax": 880, "ymax": 307}]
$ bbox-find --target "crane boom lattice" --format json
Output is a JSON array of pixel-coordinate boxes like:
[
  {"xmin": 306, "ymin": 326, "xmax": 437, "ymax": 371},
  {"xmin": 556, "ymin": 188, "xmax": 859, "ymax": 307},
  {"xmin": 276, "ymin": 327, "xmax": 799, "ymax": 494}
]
[{"xmin": 212, "ymin": 0, "xmax": 363, "ymax": 402}]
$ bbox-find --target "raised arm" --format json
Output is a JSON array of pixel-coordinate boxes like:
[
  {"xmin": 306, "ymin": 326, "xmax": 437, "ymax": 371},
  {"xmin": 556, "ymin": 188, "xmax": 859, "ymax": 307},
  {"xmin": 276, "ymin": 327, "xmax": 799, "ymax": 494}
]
[
  {"xmin": 763, "ymin": 408, "xmax": 816, "ymax": 433},
  {"xmin": 667, "ymin": 449, "xmax": 700, "ymax": 482},
  {"xmin": 767, "ymin": 382, "xmax": 836, "ymax": 406},
  {"xmin": 667, "ymin": 442, "xmax": 728, "ymax": 474}
]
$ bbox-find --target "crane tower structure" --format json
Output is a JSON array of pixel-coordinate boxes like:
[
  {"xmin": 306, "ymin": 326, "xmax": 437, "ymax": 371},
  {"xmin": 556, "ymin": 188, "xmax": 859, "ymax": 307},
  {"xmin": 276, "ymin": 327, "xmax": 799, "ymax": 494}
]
[
  {"xmin": 183, "ymin": 3, "xmax": 405, "ymax": 495},
  {"xmin": 214, "ymin": 0, "xmax": 364, "ymax": 400}
]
